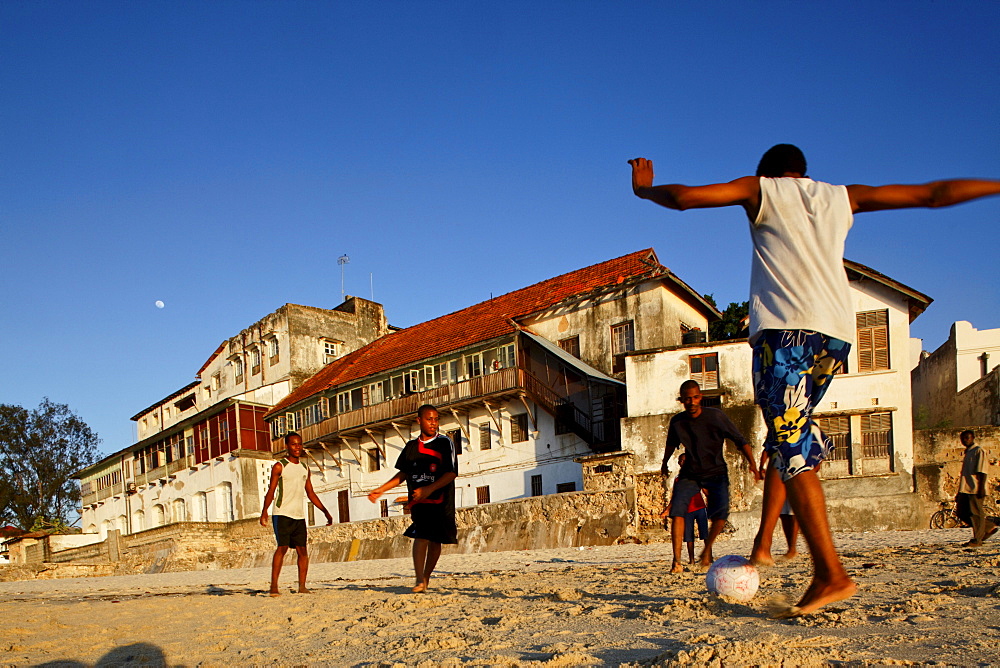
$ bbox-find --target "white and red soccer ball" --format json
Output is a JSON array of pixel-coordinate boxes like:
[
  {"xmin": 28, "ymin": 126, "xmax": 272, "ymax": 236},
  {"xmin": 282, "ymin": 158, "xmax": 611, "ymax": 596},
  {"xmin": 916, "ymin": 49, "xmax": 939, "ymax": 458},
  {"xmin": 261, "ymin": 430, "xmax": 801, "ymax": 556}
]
[{"xmin": 706, "ymin": 554, "xmax": 759, "ymax": 602}]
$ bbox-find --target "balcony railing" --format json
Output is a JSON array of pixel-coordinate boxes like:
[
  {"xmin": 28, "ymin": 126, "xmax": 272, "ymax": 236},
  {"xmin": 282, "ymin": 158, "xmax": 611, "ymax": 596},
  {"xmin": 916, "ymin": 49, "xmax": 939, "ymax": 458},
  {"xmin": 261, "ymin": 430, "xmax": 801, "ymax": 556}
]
[{"xmin": 295, "ymin": 367, "xmax": 564, "ymax": 446}]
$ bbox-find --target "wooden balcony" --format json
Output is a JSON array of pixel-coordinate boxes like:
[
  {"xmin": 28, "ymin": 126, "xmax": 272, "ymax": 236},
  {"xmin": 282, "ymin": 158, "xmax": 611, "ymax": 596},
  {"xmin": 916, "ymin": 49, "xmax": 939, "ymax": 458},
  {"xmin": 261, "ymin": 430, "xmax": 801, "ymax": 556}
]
[{"xmin": 290, "ymin": 367, "xmax": 564, "ymax": 447}]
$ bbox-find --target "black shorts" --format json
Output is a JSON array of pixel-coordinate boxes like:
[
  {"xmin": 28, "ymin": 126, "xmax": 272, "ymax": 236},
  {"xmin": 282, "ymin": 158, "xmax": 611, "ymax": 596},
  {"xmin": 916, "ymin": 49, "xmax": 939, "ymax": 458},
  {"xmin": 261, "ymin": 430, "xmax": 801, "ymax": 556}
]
[
  {"xmin": 669, "ymin": 474, "xmax": 730, "ymax": 521},
  {"xmin": 404, "ymin": 503, "xmax": 458, "ymax": 545},
  {"xmin": 272, "ymin": 515, "xmax": 307, "ymax": 548}
]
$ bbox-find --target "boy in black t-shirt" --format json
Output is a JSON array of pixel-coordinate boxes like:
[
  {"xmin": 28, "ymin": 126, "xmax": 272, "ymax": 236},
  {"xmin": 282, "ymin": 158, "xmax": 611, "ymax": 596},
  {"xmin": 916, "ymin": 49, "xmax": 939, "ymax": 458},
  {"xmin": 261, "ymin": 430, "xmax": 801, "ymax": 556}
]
[
  {"xmin": 369, "ymin": 404, "xmax": 458, "ymax": 592},
  {"xmin": 663, "ymin": 380, "xmax": 760, "ymax": 572}
]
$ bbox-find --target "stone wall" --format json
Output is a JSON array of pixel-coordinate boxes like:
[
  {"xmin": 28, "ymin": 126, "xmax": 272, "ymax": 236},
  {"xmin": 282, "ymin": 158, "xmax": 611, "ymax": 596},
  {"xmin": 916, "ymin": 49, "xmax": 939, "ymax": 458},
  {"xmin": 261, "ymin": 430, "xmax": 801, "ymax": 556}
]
[
  {"xmin": 32, "ymin": 484, "xmax": 635, "ymax": 578},
  {"xmin": 913, "ymin": 426, "xmax": 1000, "ymax": 505}
]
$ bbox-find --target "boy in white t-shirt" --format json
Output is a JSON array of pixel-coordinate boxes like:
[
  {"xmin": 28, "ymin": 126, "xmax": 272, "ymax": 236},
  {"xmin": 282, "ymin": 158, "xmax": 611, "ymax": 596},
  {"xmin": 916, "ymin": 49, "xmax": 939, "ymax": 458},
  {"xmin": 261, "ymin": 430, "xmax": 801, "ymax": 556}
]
[{"xmin": 629, "ymin": 145, "xmax": 1000, "ymax": 616}]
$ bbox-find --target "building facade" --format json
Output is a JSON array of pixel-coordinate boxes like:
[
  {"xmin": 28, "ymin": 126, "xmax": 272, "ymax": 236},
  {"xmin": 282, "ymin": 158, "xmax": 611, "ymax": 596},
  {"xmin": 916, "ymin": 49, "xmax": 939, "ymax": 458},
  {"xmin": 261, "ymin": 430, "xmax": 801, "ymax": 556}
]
[
  {"xmin": 621, "ymin": 260, "xmax": 933, "ymax": 530},
  {"xmin": 265, "ymin": 249, "xmax": 720, "ymax": 526},
  {"xmin": 75, "ymin": 299, "xmax": 390, "ymax": 537},
  {"xmin": 911, "ymin": 320, "xmax": 1000, "ymax": 428}
]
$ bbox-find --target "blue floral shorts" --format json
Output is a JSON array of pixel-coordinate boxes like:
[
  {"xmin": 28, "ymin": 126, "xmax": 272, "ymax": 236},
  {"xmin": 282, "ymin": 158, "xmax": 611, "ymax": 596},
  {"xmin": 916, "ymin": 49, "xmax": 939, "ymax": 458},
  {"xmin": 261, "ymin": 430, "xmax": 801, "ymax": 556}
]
[{"xmin": 752, "ymin": 330, "xmax": 851, "ymax": 481}]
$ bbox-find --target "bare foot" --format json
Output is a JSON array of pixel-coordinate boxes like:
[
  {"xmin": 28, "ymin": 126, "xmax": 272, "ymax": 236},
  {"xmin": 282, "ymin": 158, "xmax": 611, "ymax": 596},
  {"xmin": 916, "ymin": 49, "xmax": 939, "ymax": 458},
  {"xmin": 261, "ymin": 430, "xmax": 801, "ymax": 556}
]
[
  {"xmin": 669, "ymin": 562, "xmax": 684, "ymax": 574},
  {"xmin": 411, "ymin": 581, "xmax": 428, "ymax": 593},
  {"xmin": 777, "ymin": 551, "xmax": 798, "ymax": 563},
  {"xmin": 268, "ymin": 590, "xmax": 281, "ymax": 597},
  {"xmin": 749, "ymin": 548, "xmax": 776, "ymax": 567},
  {"xmin": 776, "ymin": 578, "xmax": 856, "ymax": 617},
  {"xmin": 698, "ymin": 552, "xmax": 714, "ymax": 569},
  {"xmin": 297, "ymin": 587, "xmax": 312, "ymax": 594}
]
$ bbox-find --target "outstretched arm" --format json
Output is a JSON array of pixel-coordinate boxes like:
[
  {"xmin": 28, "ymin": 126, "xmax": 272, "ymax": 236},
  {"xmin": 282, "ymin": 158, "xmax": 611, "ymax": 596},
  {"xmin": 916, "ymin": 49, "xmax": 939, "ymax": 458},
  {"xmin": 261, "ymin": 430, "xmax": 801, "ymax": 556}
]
[
  {"xmin": 847, "ymin": 179, "xmax": 1000, "ymax": 213},
  {"xmin": 629, "ymin": 158, "xmax": 760, "ymax": 213}
]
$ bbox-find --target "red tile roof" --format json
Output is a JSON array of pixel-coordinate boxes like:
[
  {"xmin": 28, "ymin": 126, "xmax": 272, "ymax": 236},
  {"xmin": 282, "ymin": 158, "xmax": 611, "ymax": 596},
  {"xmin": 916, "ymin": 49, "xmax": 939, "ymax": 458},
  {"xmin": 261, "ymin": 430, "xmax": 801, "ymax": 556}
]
[{"xmin": 267, "ymin": 249, "xmax": 707, "ymax": 417}]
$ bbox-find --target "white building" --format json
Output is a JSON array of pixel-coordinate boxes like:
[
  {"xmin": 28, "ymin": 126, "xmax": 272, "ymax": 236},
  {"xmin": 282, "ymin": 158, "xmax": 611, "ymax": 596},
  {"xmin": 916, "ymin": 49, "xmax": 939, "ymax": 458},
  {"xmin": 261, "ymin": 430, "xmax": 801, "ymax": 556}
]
[
  {"xmin": 75, "ymin": 299, "xmax": 390, "ymax": 537},
  {"xmin": 912, "ymin": 321, "xmax": 1000, "ymax": 428},
  {"xmin": 621, "ymin": 260, "xmax": 933, "ymax": 529},
  {"xmin": 265, "ymin": 249, "xmax": 721, "ymax": 525}
]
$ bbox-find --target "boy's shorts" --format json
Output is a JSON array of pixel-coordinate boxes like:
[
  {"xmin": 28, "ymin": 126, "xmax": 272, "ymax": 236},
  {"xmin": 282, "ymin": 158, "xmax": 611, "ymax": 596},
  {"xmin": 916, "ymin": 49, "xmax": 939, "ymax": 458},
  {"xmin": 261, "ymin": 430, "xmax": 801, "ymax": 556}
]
[
  {"xmin": 669, "ymin": 475, "xmax": 730, "ymax": 521},
  {"xmin": 753, "ymin": 329, "xmax": 850, "ymax": 481},
  {"xmin": 273, "ymin": 515, "xmax": 307, "ymax": 548}
]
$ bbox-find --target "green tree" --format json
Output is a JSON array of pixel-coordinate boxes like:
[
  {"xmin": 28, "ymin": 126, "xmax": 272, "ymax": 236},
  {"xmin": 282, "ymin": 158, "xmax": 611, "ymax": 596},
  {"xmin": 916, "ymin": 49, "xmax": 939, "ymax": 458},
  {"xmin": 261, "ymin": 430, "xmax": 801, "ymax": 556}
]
[
  {"xmin": 0, "ymin": 399, "xmax": 100, "ymax": 530},
  {"xmin": 703, "ymin": 294, "xmax": 749, "ymax": 341}
]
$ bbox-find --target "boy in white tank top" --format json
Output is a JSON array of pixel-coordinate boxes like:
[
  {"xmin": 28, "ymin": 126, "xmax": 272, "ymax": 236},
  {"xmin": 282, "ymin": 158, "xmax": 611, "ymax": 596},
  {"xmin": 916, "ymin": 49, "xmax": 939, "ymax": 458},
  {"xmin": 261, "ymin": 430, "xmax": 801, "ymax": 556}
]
[
  {"xmin": 260, "ymin": 432, "xmax": 333, "ymax": 596},
  {"xmin": 629, "ymin": 145, "xmax": 1000, "ymax": 616}
]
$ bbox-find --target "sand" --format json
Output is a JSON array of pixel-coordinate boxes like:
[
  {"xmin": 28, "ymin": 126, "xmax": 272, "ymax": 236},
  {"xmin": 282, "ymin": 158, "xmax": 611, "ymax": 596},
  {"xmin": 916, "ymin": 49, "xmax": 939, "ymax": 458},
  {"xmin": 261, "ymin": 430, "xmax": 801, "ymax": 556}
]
[{"xmin": 2, "ymin": 527, "xmax": 999, "ymax": 667}]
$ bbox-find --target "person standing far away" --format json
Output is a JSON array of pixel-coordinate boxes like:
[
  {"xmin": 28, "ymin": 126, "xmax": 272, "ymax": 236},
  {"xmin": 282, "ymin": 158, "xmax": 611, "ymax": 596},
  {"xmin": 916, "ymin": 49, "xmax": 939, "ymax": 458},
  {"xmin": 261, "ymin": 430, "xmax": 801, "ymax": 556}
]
[
  {"xmin": 259, "ymin": 432, "xmax": 333, "ymax": 596},
  {"xmin": 629, "ymin": 144, "xmax": 1000, "ymax": 616},
  {"xmin": 662, "ymin": 380, "xmax": 760, "ymax": 573},
  {"xmin": 369, "ymin": 404, "xmax": 458, "ymax": 593},
  {"xmin": 956, "ymin": 430, "xmax": 998, "ymax": 547}
]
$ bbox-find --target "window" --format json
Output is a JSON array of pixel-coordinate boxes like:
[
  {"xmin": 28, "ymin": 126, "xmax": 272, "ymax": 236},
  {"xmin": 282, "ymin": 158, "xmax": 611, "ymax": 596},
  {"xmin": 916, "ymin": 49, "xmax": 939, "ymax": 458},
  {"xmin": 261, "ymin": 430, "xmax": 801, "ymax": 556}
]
[
  {"xmin": 271, "ymin": 417, "xmax": 286, "ymax": 439},
  {"xmin": 267, "ymin": 336, "xmax": 280, "ymax": 364},
  {"xmin": 367, "ymin": 448, "xmax": 381, "ymax": 472},
  {"xmin": 559, "ymin": 336, "xmax": 580, "ymax": 359},
  {"xmin": 233, "ymin": 357, "xmax": 244, "ymax": 384},
  {"xmin": 212, "ymin": 373, "xmax": 221, "ymax": 391},
  {"xmin": 250, "ymin": 347, "xmax": 261, "ymax": 375},
  {"xmin": 175, "ymin": 395, "xmax": 196, "ymax": 412},
  {"xmin": 861, "ymin": 412, "xmax": 892, "ymax": 459},
  {"xmin": 220, "ymin": 419, "xmax": 229, "ymax": 442},
  {"xmin": 479, "ymin": 423, "xmax": 491, "ymax": 450},
  {"xmin": 689, "ymin": 353, "xmax": 719, "ymax": 390},
  {"xmin": 594, "ymin": 464, "xmax": 613, "ymax": 474},
  {"xmin": 510, "ymin": 414, "xmax": 529, "ymax": 443},
  {"xmin": 323, "ymin": 340, "xmax": 340, "ymax": 364},
  {"xmin": 368, "ymin": 382, "xmax": 384, "ymax": 405},
  {"xmin": 218, "ymin": 482, "xmax": 235, "ymax": 521},
  {"xmin": 856, "ymin": 310, "xmax": 890, "ymax": 372},
  {"xmin": 173, "ymin": 498, "xmax": 187, "ymax": 522},
  {"xmin": 498, "ymin": 344, "xmax": 516, "ymax": 369},
  {"xmin": 611, "ymin": 321, "xmax": 635, "ymax": 373},
  {"xmin": 466, "ymin": 353, "xmax": 483, "ymax": 378},
  {"xmin": 476, "ymin": 485, "xmax": 491, "ymax": 505},
  {"xmin": 338, "ymin": 490, "xmax": 350, "ymax": 523},
  {"xmin": 194, "ymin": 492, "xmax": 208, "ymax": 522},
  {"xmin": 337, "ymin": 392, "xmax": 351, "ymax": 414},
  {"xmin": 816, "ymin": 416, "xmax": 851, "ymax": 461},
  {"xmin": 380, "ymin": 499, "xmax": 389, "ymax": 518},
  {"xmin": 447, "ymin": 429, "xmax": 463, "ymax": 456},
  {"xmin": 556, "ymin": 482, "xmax": 577, "ymax": 493},
  {"xmin": 530, "ymin": 474, "xmax": 543, "ymax": 497}
]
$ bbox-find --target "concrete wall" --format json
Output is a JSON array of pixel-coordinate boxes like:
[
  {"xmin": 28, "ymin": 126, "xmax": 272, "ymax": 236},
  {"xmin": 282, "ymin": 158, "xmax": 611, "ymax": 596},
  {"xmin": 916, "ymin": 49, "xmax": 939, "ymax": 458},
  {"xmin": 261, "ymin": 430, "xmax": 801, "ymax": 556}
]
[{"xmin": 953, "ymin": 367, "xmax": 1000, "ymax": 427}]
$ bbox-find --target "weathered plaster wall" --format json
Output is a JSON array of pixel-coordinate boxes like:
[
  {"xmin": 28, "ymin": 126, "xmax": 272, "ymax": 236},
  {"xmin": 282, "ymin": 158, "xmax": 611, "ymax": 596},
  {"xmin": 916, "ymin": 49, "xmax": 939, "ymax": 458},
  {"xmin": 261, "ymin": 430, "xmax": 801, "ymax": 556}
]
[{"xmin": 522, "ymin": 280, "xmax": 709, "ymax": 378}]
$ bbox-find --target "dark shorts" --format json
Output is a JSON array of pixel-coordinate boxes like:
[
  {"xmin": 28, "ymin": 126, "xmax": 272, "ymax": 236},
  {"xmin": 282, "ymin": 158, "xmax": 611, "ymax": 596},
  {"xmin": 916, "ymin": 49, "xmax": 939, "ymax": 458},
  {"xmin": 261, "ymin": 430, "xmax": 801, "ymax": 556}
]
[
  {"xmin": 683, "ymin": 507, "xmax": 708, "ymax": 543},
  {"xmin": 404, "ymin": 503, "xmax": 458, "ymax": 545},
  {"xmin": 273, "ymin": 515, "xmax": 307, "ymax": 548},
  {"xmin": 669, "ymin": 475, "xmax": 730, "ymax": 521}
]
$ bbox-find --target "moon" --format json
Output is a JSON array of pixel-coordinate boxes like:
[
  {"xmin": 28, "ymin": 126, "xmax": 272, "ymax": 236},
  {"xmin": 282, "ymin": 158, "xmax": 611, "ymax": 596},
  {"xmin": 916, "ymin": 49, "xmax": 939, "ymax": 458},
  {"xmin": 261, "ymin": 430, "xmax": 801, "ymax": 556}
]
[{"xmin": 155, "ymin": 300, "xmax": 165, "ymax": 309}]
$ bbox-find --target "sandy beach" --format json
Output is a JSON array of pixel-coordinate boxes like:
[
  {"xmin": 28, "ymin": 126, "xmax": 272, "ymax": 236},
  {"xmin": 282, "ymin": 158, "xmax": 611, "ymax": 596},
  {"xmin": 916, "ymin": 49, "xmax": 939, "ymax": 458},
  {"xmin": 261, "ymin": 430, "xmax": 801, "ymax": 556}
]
[{"xmin": 2, "ymin": 527, "xmax": 999, "ymax": 667}]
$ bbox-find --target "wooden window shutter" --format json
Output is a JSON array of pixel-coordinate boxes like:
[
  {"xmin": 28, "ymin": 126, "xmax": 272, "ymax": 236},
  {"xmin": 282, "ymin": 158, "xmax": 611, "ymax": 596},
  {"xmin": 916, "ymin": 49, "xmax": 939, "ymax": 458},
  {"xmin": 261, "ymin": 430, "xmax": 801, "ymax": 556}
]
[{"xmin": 856, "ymin": 310, "xmax": 889, "ymax": 372}]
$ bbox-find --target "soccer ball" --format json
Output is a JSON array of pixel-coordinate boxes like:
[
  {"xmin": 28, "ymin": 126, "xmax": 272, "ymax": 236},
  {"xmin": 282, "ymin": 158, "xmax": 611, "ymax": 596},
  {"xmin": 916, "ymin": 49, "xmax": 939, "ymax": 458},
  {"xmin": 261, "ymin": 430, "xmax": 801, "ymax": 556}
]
[{"xmin": 706, "ymin": 555, "xmax": 759, "ymax": 602}]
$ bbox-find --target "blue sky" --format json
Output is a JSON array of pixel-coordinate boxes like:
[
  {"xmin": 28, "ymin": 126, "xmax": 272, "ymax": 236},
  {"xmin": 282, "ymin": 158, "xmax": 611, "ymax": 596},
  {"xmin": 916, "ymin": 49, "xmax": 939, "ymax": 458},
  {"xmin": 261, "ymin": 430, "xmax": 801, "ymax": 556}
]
[{"xmin": 3, "ymin": 1, "xmax": 998, "ymax": 456}]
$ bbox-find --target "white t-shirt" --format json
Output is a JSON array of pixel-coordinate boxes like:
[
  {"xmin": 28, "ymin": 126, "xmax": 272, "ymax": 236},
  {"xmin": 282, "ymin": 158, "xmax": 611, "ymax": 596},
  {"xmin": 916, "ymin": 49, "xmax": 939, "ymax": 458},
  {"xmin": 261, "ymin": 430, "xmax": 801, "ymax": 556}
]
[
  {"xmin": 272, "ymin": 459, "xmax": 309, "ymax": 520},
  {"xmin": 748, "ymin": 177, "xmax": 855, "ymax": 344}
]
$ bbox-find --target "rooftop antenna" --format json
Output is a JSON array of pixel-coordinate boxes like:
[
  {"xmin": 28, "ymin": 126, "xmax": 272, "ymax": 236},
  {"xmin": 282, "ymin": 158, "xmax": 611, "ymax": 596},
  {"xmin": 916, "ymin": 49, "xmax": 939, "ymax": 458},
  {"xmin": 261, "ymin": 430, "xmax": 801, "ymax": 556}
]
[{"xmin": 338, "ymin": 254, "xmax": 350, "ymax": 298}]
